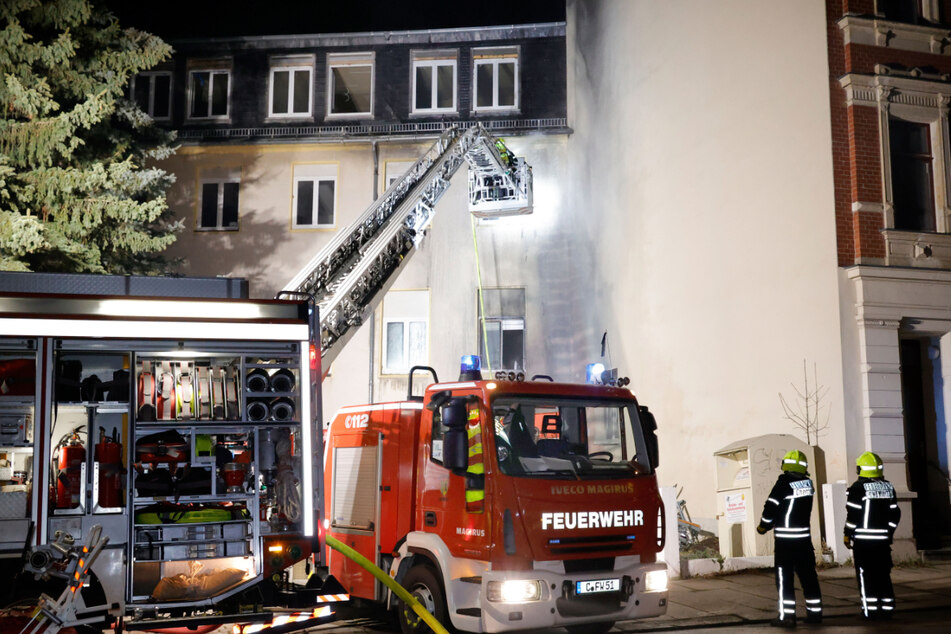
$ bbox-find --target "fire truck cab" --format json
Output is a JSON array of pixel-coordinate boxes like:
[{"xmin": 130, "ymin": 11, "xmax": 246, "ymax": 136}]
[{"xmin": 324, "ymin": 361, "xmax": 668, "ymax": 633}]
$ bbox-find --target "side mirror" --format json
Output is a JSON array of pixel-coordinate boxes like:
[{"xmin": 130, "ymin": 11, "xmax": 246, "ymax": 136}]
[
  {"xmin": 639, "ymin": 405, "xmax": 659, "ymax": 469},
  {"xmin": 444, "ymin": 428, "xmax": 468, "ymax": 473},
  {"xmin": 441, "ymin": 397, "xmax": 468, "ymax": 429}
]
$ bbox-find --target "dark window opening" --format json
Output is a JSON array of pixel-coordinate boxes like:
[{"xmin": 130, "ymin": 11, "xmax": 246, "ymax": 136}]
[{"xmin": 889, "ymin": 118, "xmax": 936, "ymax": 232}]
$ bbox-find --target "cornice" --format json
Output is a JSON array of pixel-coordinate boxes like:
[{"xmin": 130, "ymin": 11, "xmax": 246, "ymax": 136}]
[{"xmin": 838, "ymin": 14, "xmax": 951, "ymax": 54}]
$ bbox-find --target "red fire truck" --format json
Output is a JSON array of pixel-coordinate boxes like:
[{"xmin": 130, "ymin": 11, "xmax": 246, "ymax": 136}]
[{"xmin": 324, "ymin": 358, "xmax": 668, "ymax": 634}]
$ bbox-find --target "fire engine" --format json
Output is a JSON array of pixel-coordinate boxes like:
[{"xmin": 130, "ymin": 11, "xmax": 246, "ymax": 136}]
[
  {"xmin": 0, "ymin": 124, "xmax": 669, "ymax": 632},
  {"xmin": 324, "ymin": 360, "xmax": 668, "ymax": 634}
]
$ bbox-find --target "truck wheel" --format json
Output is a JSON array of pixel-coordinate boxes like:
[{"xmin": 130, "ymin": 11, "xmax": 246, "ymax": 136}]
[
  {"xmin": 399, "ymin": 564, "xmax": 450, "ymax": 634},
  {"xmin": 566, "ymin": 622, "xmax": 615, "ymax": 634}
]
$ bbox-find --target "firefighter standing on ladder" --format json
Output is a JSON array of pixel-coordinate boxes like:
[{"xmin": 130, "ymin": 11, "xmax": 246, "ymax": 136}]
[
  {"xmin": 756, "ymin": 449, "xmax": 823, "ymax": 628},
  {"xmin": 465, "ymin": 406, "xmax": 485, "ymax": 513},
  {"xmin": 843, "ymin": 451, "xmax": 900, "ymax": 620}
]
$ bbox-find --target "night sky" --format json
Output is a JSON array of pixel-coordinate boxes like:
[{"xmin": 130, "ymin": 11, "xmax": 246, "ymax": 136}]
[{"xmin": 104, "ymin": 0, "xmax": 566, "ymax": 39}]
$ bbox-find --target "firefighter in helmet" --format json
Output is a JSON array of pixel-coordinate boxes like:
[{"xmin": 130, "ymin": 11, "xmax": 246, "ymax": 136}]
[
  {"xmin": 756, "ymin": 449, "xmax": 822, "ymax": 627},
  {"xmin": 844, "ymin": 451, "xmax": 900, "ymax": 619}
]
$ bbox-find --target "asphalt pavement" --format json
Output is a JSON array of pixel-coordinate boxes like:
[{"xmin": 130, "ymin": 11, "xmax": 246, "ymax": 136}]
[{"xmin": 298, "ymin": 560, "xmax": 951, "ymax": 633}]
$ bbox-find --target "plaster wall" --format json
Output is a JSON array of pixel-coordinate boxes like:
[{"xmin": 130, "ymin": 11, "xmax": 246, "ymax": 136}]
[{"xmin": 566, "ymin": 0, "xmax": 847, "ymax": 521}]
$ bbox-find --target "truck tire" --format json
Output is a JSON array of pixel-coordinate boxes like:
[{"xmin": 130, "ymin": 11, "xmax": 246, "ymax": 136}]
[
  {"xmin": 566, "ymin": 622, "xmax": 615, "ymax": 634},
  {"xmin": 398, "ymin": 564, "xmax": 450, "ymax": 634}
]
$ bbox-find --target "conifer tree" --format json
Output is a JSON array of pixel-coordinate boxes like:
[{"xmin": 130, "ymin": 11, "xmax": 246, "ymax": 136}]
[{"xmin": 0, "ymin": 0, "xmax": 181, "ymax": 274}]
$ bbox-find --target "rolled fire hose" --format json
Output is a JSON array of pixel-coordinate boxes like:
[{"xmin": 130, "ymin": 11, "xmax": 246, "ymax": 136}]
[{"xmin": 323, "ymin": 535, "xmax": 449, "ymax": 634}]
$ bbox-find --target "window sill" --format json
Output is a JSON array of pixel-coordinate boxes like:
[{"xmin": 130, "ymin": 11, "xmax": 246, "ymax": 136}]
[
  {"xmin": 409, "ymin": 109, "xmax": 459, "ymax": 118},
  {"xmin": 265, "ymin": 114, "xmax": 314, "ymax": 123},
  {"xmin": 185, "ymin": 116, "xmax": 232, "ymax": 125},
  {"xmin": 883, "ymin": 228, "xmax": 951, "ymax": 268},
  {"xmin": 472, "ymin": 107, "xmax": 521, "ymax": 116},
  {"xmin": 195, "ymin": 227, "xmax": 239, "ymax": 232},
  {"xmin": 325, "ymin": 112, "xmax": 374, "ymax": 120},
  {"xmin": 291, "ymin": 225, "xmax": 336, "ymax": 231},
  {"xmin": 838, "ymin": 15, "xmax": 951, "ymax": 55}
]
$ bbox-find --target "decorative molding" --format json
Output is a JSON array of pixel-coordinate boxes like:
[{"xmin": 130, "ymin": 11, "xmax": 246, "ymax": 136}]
[
  {"xmin": 852, "ymin": 201, "xmax": 885, "ymax": 213},
  {"xmin": 840, "ymin": 72, "xmax": 951, "ymax": 108},
  {"xmin": 883, "ymin": 229, "xmax": 951, "ymax": 269},
  {"xmin": 838, "ymin": 15, "xmax": 951, "ymax": 55}
]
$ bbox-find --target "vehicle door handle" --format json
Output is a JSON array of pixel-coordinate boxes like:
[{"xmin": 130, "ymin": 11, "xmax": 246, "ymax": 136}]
[{"xmin": 424, "ymin": 511, "xmax": 437, "ymax": 527}]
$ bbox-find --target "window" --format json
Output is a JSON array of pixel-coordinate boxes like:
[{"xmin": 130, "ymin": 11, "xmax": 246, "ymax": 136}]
[
  {"xmin": 879, "ymin": 0, "xmax": 938, "ymax": 24},
  {"xmin": 131, "ymin": 72, "xmax": 171, "ymax": 119},
  {"xmin": 328, "ymin": 53, "xmax": 374, "ymax": 117},
  {"xmin": 478, "ymin": 288, "xmax": 524, "ymax": 372},
  {"xmin": 412, "ymin": 52, "xmax": 456, "ymax": 113},
  {"xmin": 382, "ymin": 290, "xmax": 429, "ymax": 374},
  {"xmin": 473, "ymin": 48, "xmax": 518, "ymax": 112},
  {"xmin": 889, "ymin": 118, "xmax": 936, "ymax": 232},
  {"xmin": 198, "ymin": 179, "xmax": 240, "ymax": 230},
  {"xmin": 291, "ymin": 164, "xmax": 337, "ymax": 228},
  {"xmin": 188, "ymin": 62, "xmax": 231, "ymax": 119},
  {"xmin": 384, "ymin": 160, "xmax": 415, "ymax": 190},
  {"xmin": 269, "ymin": 56, "xmax": 313, "ymax": 117}
]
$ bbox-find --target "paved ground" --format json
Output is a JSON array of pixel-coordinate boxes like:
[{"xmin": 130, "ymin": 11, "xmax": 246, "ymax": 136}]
[
  {"xmin": 299, "ymin": 560, "xmax": 951, "ymax": 632},
  {"xmin": 612, "ymin": 560, "xmax": 951, "ymax": 632}
]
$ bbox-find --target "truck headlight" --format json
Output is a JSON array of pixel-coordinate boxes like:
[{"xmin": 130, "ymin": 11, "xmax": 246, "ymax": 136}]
[
  {"xmin": 644, "ymin": 569, "xmax": 668, "ymax": 592},
  {"xmin": 486, "ymin": 580, "xmax": 542, "ymax": 603}
]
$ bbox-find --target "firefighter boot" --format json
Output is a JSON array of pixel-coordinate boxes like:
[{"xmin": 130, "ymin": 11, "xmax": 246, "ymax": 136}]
[{"xmin": 770, "ymin": 617, "xmax": 796, "ymax": 628}]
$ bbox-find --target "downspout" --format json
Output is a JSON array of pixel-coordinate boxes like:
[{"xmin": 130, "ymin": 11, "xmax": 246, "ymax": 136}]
[{"xmin": 369, "ymin": 140, "xmax": 379, "ymax": 403}]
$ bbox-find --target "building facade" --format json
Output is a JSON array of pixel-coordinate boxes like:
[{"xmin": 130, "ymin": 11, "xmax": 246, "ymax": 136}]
[
  {"xmin": 829, "ymin": 0, "xmax": 951, "ymax": 551},
  {"xmin": 146, "ymin": 1, "xmax": 951, "ymax": 555}
]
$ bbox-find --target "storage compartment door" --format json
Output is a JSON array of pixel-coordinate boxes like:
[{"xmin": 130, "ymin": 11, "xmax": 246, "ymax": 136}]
[{"xmin": 329, "ymin": 440, "xmax": 380, "ymax": 600}]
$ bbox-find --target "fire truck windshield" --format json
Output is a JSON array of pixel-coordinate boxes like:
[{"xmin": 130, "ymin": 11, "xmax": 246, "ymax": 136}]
[{"xmin": 491, "ymin": 397, "xmax": 652, "ymax": 479}]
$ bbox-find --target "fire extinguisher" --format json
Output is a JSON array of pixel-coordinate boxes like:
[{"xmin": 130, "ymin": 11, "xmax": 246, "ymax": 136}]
[
  {"xmin": 95, "ymin": 427, "xmax": 124, "ymax": 508},
  {"xmin": 56, "ymin": 431, "xmax": 86, "ymax": 509}
]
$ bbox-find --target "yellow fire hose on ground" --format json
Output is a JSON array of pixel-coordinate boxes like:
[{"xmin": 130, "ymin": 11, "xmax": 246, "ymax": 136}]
[{"xmin": 324, "ymin": 535, "xmax": 449, "ymax": 634}]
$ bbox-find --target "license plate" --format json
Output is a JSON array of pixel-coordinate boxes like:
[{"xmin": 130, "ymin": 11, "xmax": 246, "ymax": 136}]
[{"xmin": 575, "ymin": 578, "xmax": 620, "ymax": 594}]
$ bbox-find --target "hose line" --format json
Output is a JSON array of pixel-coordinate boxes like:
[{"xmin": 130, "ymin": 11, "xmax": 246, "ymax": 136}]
[{"xmin": 324, "ymin": 535, "xmax": 449, "ymax": 634}]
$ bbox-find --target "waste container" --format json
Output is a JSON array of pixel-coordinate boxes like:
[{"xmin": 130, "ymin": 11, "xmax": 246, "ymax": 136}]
[{"xmin": 714, "ymin": 434, "xmax": 821, "ymax": 558}]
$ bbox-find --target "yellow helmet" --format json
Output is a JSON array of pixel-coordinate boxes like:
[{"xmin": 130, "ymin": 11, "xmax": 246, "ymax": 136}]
[
  {"xmin": 781, "ymin": 449, "xmax": 808, "ymax": 474},
  {"xmin": 856, "ymin": 451, "xmax": 884, "ymax": 478}
]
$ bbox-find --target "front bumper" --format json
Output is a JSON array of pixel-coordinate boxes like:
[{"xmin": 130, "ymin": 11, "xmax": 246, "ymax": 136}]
[{"xmin": 476, "ymin": 561, "xmax": 668, "ymax": 633}]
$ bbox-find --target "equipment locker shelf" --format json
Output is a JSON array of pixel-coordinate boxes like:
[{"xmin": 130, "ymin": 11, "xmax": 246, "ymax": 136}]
[{"xmin": 129, "ymin": 351, "xmax": 304, "ymax": 604}]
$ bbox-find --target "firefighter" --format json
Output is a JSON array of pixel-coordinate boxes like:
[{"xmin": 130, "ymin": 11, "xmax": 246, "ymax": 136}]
[
  {"xmin": 843, "ymin": 451, "xmax": 900, "ymax": 620},
  {"xmin": 465, "ymin": 405, "xmax": 484, "ymax": 513},
  {"xmin": 756, "ymin": 449, "xmax": 822, "ymax": 627}
]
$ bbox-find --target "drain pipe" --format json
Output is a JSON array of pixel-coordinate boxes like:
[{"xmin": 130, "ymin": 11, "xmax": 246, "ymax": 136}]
[{"xmin": 368, "ymin": 140, "xmax": 379, "ymax": 403}]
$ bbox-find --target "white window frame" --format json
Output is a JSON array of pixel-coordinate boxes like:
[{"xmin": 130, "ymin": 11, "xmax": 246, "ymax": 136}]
[
  {"xmin": 131, "ymin": 71, "xmax": 172, "ymax": 120},
  {"xmin": 411, "ymin": 52, "xmax": 457, "ymax": 114},
  {"xmin": 291, "ymin": 163, "xmax": 337, "ymax": 229},
  {"xmin": 472, "ymin": 47, "xmax": 519, "ymax": 113},
  {"xmin": 477, "ymin": 287, "xmax": 525, "ymax": 372},
  {"xmin": 187, "ymin": 60, "xmax": 232, "ymax": 120},
  {"xmin": 327, "ymin": 52, "xmax": 375, "ymax": 119},
  {"xmin": 381, "ymin": 290, "xmax": 429, "ymax": 375},
  {"xmin": 197, "ymin": 175, "xmax": 240, "ymax": 231},
  {"xmin": 268, "ymin": 55, "xmax": 314, "ymax": 119}
]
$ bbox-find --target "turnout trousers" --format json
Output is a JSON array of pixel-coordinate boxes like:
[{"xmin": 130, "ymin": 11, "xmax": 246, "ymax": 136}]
[
  {"xmin": 853, "ymin": 543, "xmax": 894, "ymax": 618},
  {"xmin": 774, "ymin": 540, "xmax": 822, "ymax": 621}
]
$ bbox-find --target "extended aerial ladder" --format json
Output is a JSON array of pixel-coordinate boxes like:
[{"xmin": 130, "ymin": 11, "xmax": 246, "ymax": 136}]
[{"xmin": 283, "ymin": 124, "xmax": 533, "ymax": 370}]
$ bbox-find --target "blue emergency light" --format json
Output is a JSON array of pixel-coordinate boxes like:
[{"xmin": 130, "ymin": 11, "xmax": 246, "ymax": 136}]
[
  {"xmin": 586, "ymin": 362, "xmax": 606, "ymax": 384},
  {"xmin": 460, "ymin": 355, "xmax": 483, "ymax": 380}
]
